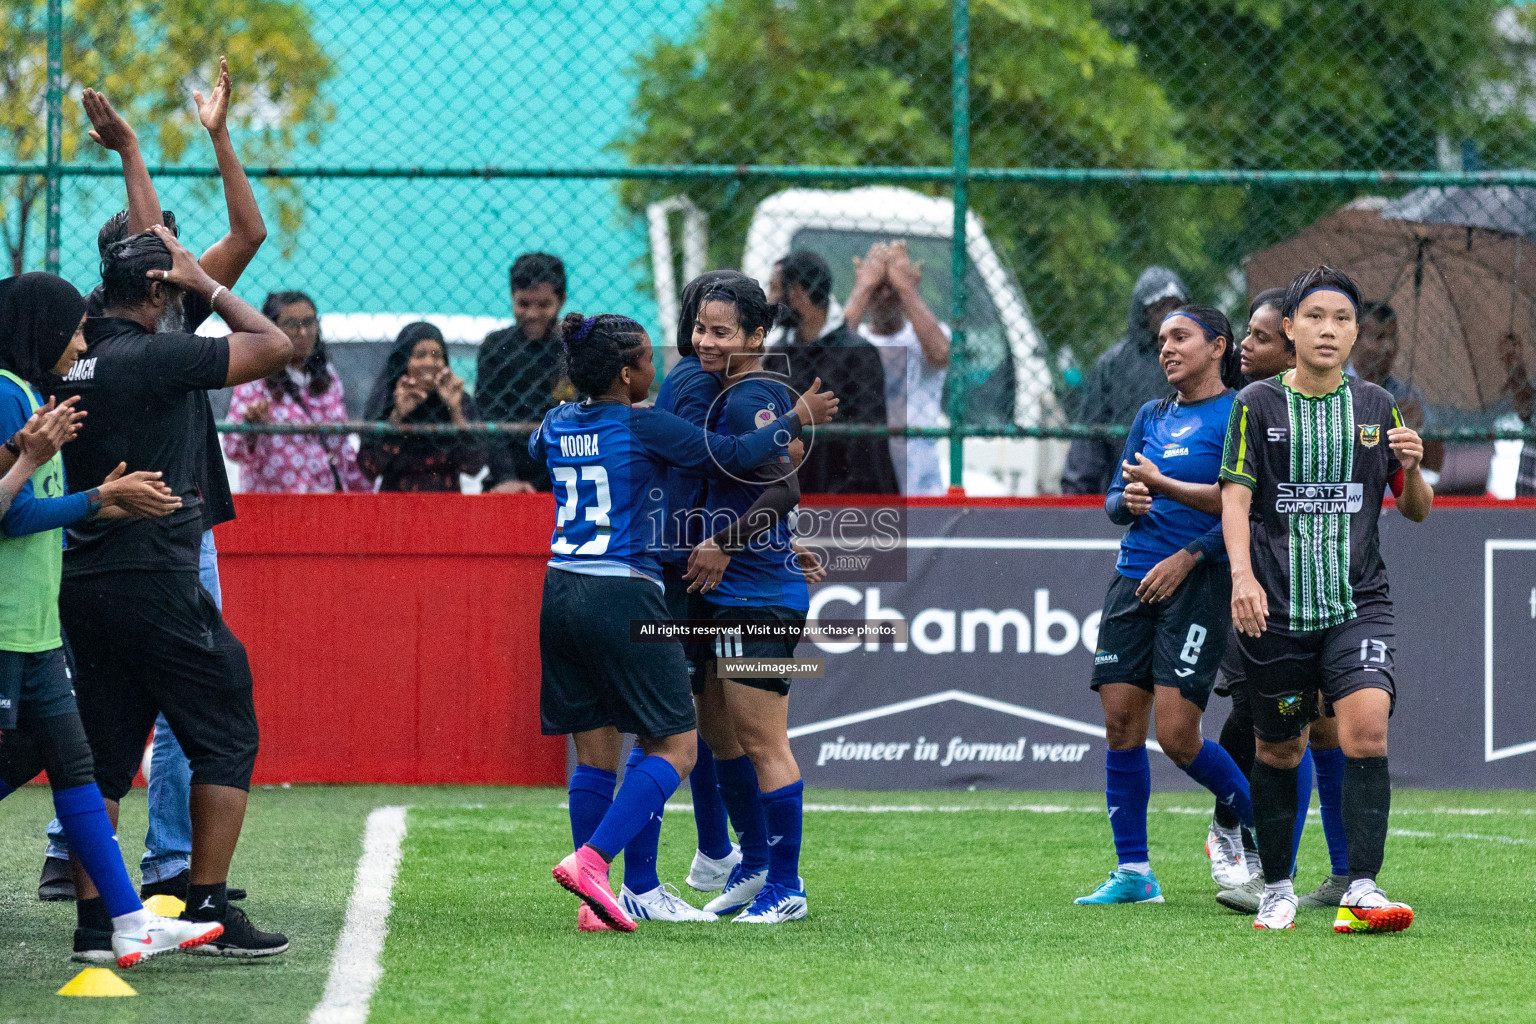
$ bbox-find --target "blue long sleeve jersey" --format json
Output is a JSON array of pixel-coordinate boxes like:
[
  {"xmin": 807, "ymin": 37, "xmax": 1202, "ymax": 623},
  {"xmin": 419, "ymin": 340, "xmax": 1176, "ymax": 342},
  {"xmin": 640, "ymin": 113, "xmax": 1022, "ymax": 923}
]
[
  {"xmin": 1104, "ymin": 391, "xmax": 1234, "ymax": 580},
  {"xmin": 0, "ymin": 376, "xmax": 90, "ymax": 539},
  {"xmin": 701, "ymin": 376, "xmax": 808, "ymax": 612},
  {"xmin": 652, "ymin": 356, "xmax": 722, "ymax": 569},
  {"xmin": 530, "ymin": 398, "xmax": 799, "ymax": 585}
]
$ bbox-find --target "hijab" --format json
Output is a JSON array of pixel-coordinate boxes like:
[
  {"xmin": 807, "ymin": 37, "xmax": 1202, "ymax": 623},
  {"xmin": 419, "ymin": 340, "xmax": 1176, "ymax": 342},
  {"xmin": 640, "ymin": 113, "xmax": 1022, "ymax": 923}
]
[
  {"xmin": 676, "ymin": 269, "xmax": 751, "ymax": 357},
  {"xmin": 0, "ymin": 273, "xmax": 86, "ymax": 388},
  {"xmin": 364, "ymin": 321, "xmax": 449, "ymax": 421}
]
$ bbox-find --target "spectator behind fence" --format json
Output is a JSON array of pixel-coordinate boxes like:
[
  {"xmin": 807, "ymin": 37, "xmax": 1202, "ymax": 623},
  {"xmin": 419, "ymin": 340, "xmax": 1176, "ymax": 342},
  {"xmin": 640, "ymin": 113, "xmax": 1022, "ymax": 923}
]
[
  {"xmin": 768, "ymin": 250, "xmax": 899, "ymax": 495},
  {"xmin": 842, "ymin": 240, "xmax": 951, "ymax": 495},
  {"xmin": 360, "ymin": 322, "xmax": 485, "ymax": 492},
  {"xmin": 223, "ymin": 291, "xmax": 369, "ymax": 493},
  {"xmin": 1349, "ymin": 301, "xmax": 1443, "ymax": 475},
  {"xmin": 1061, "ymin": 266, "xmax": 1188, "ymax": 494},
  {"xmin": 476, "ymin": 252, "xmax": 573, "ymax": 493}
]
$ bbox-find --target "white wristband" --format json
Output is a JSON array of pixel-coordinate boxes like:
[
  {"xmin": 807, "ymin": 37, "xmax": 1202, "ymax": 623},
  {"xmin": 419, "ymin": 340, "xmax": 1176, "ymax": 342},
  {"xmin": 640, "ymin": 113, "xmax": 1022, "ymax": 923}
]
[{"xmin": 209, "ymin": 284, "xmax": 228, "ymax": 307}]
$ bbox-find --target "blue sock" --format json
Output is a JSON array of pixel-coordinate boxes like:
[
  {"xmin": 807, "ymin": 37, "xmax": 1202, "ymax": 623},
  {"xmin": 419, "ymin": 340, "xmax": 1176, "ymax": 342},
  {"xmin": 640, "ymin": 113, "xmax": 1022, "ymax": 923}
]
[
  {"xmin": 621, "ymin": 748, "xmax": 662, "ymax": 893},
  {"xmin": 714, "ymin": 755, "xmax": 769, "ymax": 874},
  {"xmin": 1312, "ymin": 745, "xmax": 1349, "ymax": 875},
  {"xmin": 588, "ymin": 756, "xmax": 681, "ymax": 861},
  {"xmin": 568, "ymin": 765, "xmax": 617, "ymax": 851},
  {"xmin": 1181, "ymin": 739, "xmax": 1254, "ymax": 830},
  {"xmin": 759, "ymin": 779, "xmax": 805, "ymax": 890},
  {"xmin": 691, "ymin": 738, "xmax": 733, "ymax": 860},
  {"xmin": 1291, "ymin": 745, "xmax": 1314, "ymax": 874},
  {"xmin": 53, "ymin": 784, "xmax": 140, "ymax": 918},
  {"xmin": 1105, "ymin": 747, "xmax": 1151, "ymax": 866}
]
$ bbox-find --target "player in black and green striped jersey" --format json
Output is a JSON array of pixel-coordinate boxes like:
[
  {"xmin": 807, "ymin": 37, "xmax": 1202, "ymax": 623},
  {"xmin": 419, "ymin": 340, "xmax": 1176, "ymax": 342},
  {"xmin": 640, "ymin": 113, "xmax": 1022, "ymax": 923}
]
[{"xmin": 1219, "ymin": 266, "xmax": 1433, "ymax": 933}]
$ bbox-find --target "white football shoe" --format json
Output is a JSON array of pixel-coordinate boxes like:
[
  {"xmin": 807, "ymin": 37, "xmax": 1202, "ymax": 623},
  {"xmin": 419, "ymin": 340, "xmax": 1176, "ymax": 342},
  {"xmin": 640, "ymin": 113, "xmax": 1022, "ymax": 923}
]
[
  {"xmin": 1206, "ymin": 821, "xmax": 1250, "ymax": 889},
  {"xmin": 620, "ymin": 883, "xmax": 718, "ymax": 922},
  {"xmin": 686, "ymin": 843, "xmax": 742, "ymax": 892},
  {"xmin": 113, "ymin": 914, "xmax": 223, "ymax": 968},
  {"xmin": 1253, "ymin": 885, "xmax": 1298, "ymax": 930},
  {"xmin": 733, "ymin": 880, "xmax": 808, "ymax": 924},
  {"xmin": 703, "ymin": 865, "xmax": 767, "ymax": 915}
]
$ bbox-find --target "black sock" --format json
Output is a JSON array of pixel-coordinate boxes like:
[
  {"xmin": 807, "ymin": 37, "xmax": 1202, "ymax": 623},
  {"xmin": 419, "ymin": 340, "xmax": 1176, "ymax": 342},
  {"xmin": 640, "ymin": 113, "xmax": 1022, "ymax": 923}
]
[
  {"xmin": 1249, "ymin": 760, "xmax": 1299, "ymax": 884},
  {"xmin": 186, "ymin": 881, "xmax": 228, "ymax": 921},
  {"xmin": 1343, "ymin": 755, "xmax": 1390, "ymax": 883},
  {"xmin": 76, "ymin": 895, "xmax": 112, "ymax": 932},
  {"xmin": 1214, "ymin": 709, "xmax": 1255, "ymax": 829}
]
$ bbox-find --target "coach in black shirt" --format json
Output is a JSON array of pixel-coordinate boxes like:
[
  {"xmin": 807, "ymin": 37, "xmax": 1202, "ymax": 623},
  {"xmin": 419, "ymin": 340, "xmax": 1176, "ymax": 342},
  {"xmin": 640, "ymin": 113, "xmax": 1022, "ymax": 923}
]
[{"xmin": 54, "ymin": 226, "xmax": 293, "ymax": 956}]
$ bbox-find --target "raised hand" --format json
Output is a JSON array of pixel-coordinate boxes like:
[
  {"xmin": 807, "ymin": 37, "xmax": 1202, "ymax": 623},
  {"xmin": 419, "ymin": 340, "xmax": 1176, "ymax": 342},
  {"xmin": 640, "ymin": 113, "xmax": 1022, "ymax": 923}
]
[
  {"xmin": 194, "ymin": 56, "xmax": 232, "ymax": 135},
  {"xmin": 145, "ymin": 224, "xmax": 216, "ymax": 295},
  {"xmin": 392, "ymin": 376, "xmax": 428, "ymax": 420},
  {"xmin": 81, "ymin": 89, "xmax": 138, "ymax": 152},
  {"xmin": 243, "ymin": 396, "xmax": 272, "ymax": 425},
  {"xmin": 435, "ymin": 367, "xmax": 466, "ymax": 413},
  {"xmin": 885, "ymin": 240, "xmax": 922, "ymax": 293},
  {"xmin": 793, "ymin": 377, "xmax": 840, "ymax": 426},
  {"xmin": 851, "ymin": 242, "xmax": 889, "ymax": 293}
]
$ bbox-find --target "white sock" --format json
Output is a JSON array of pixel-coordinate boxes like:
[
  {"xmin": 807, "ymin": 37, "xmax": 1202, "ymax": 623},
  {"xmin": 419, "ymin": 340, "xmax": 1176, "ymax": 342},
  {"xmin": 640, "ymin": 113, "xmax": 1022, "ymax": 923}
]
[
  {"xmin": 1119, "ymin": 861, "xmax": 1151, "ymax": 875},
  {"xmin": 1344, "ymin": 878, "xmax": 1378, "ymax": 902},
  {"xmin": 1264, "ymin": 878, "xmax": 1294, "ymax": 898},
  {"xmin": 112, "ymin": 907, "xmax": 154, "ymax": 933}
]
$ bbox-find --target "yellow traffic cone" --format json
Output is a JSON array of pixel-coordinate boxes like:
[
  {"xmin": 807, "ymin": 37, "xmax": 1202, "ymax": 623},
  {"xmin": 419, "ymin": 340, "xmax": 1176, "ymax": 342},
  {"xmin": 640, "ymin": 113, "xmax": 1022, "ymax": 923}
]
[
  {"xmin": 57, "ymin": 968, "xmax": 136, "ymax": 997},
  {"xmin": 143, "ymin": 894, "xmax": 186, "ymax": 918}
]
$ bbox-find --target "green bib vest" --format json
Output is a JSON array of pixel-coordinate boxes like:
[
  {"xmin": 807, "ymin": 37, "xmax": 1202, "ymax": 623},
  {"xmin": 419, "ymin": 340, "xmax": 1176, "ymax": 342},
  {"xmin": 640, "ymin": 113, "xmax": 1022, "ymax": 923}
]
[{"xmin": 0, "ymin": 368, "xmax": 65, "ymax": 653}]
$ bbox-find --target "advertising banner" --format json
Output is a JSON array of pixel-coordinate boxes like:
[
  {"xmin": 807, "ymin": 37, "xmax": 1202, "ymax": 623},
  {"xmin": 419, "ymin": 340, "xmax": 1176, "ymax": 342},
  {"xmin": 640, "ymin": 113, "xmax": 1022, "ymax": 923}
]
[{"xmin": 789, "ymin": 506, "xmax": 1536, "ymax": 791}]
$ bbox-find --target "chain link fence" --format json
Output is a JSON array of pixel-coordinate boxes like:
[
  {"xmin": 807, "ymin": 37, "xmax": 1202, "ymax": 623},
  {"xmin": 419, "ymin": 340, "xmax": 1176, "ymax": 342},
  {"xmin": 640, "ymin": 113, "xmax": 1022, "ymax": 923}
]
[{"xmin": 5, "ymin": 0, "xmax": 1536, "ymax": 494}]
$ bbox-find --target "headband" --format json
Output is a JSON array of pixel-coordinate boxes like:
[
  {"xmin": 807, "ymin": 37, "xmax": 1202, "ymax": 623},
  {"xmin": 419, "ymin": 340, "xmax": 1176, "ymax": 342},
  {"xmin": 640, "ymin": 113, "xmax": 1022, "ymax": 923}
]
[
  {"xmin": 1161, "ymin": 310, "xmax": 1224, "ymax": 341},
  {"xmin": 1297, "ymin": 286, "xmax": 1359, "ymax": 317}
]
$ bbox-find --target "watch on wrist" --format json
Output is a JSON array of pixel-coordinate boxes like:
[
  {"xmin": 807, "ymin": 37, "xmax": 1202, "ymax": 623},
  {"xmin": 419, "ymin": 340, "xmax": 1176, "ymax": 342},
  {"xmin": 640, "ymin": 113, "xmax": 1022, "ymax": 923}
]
[{"xmin": 3, "ymin": 436, "xmax": 20, "ymax": 457}]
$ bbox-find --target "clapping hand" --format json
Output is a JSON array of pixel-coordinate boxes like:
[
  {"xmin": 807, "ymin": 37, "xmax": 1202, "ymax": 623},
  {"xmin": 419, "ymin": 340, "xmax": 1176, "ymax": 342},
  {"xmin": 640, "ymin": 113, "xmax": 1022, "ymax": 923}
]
[
  {"xmin": 13, "ymin": 396, "xmax": 85, "ymax": 467},
  {"xmin": 434, "ymin": 367, "xmax": 466, "ymax": 413},
  {"xmin": 95, "ymin": 463, "xmax": 181, "ymax": 520}
]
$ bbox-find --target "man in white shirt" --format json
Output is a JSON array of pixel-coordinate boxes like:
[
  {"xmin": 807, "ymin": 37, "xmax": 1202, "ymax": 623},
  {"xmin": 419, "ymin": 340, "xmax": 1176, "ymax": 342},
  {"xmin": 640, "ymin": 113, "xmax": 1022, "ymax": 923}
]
[{"xmin": 842, "ymin": 241, "xmax": 951, "ymax": 495}]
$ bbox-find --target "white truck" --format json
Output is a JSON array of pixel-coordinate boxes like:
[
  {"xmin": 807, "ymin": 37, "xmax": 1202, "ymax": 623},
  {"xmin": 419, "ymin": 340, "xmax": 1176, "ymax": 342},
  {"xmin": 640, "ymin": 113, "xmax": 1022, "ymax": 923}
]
[{"xmin": 651, "ymin": 186, "xmax": 1066, "ymax": 495}]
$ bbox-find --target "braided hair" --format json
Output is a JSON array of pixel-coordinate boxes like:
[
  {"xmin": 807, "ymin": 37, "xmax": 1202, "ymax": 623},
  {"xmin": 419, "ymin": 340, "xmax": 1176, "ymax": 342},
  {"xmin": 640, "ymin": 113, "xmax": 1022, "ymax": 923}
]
[{"xmin": 560, "ymin": 312, "xmax": 648, "ymax": 398}]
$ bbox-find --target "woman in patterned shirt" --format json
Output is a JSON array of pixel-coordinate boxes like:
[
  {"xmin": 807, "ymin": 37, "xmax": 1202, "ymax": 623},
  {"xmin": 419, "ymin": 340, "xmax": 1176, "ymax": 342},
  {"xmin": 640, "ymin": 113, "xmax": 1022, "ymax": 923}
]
[{"xmin": 224, "ymin": 291, "xmax": 369, "ymax": 493}]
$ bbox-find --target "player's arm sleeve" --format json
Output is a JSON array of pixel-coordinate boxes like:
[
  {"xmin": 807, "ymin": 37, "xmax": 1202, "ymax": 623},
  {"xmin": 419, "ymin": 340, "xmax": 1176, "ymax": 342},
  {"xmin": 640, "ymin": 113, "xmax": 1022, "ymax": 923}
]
[
  {"xmin": 0, "ymin": 386, "xmax": 91, "ymax": 536},
  {"xmin": 1104, "ymin": 405, "xmax": 1148, "ymax": 525},
  {"xmin": 1218, "ymin": 397, "xmax": 1258, "ymax": 489},
  {"xmin": 1186, "ymin": 520, "xmax": 1225, "ymax": 562},
  {"xmin": 634, "ymin": 405, "xmax": 802, "ymax": 476},
  {"xmin": 710, "ymin": 472, "xmax": 800, "ymax": 554},
  {"xmin": 1387, "ymin": 402, "xmax": 1406, "ymax": 496},
  {"xmin": 148, "ymin": 333, "xmax": 232, "ymax": 400}
]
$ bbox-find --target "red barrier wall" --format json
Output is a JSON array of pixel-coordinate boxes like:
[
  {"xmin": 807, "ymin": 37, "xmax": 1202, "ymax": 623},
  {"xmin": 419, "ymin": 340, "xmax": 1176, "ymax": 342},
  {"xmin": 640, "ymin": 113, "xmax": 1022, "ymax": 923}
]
[
  {"xmin": 220, "ymin": 492, "xmax": 1536, "ymax": 786},
  {"xmin": 219, "ymin": 494, "xmax": 565, "ymax": 786}
]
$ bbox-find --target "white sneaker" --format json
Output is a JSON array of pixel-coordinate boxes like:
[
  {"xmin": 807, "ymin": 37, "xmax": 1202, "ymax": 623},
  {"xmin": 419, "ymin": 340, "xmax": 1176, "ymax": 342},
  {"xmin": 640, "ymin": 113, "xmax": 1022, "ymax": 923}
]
[
  {"xmin": 685, "ymin": 844, "xmax": 741, "ymax": 892},
  {"xmin": 112, "ymin": 914, "xmax": 224, "ymax": 968},
  {"xmin": 703, "ymin": 865, "xmax": 766, "ymax": 915},
  {"xmin": 620, "ymin": 883, "xmax": 718, "ymax": 922},
  {"xmin": 1206, "ymin": 821, "xmax": 1250, "ymax": 888},
  {"xmin": 1253, "ymin": 885, "xmax": 1298, "ymax": 930},
  {"xmin": 733, "ymin": 879, "xmax": 808, "ymax": 924}
]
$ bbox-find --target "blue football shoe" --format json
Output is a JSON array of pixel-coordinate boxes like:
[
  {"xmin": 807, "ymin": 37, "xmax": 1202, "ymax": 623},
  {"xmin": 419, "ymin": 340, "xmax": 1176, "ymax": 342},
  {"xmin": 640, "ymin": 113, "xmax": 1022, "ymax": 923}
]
[{"xmin": 1074, "ymin": 868, "xmax": 1164, "ymax": 904}]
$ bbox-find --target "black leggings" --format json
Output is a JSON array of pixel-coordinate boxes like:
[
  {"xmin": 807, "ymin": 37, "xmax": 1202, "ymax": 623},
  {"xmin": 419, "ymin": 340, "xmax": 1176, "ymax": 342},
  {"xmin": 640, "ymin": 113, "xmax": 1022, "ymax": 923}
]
[
  {"xmin": 1213, "ymin": 683, "xmax": 1255, "ymax": 829},
  {"xmin": 0, "ymin": 712, "xmax": 97, "ymax": 793}
]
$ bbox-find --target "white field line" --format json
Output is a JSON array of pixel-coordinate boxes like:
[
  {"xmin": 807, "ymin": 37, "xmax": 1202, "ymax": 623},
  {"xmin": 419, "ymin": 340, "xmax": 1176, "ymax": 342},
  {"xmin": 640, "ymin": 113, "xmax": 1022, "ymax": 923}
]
[{"xmin": 309, "ymin": 806, "xmax": 409, "ymax": 1024}]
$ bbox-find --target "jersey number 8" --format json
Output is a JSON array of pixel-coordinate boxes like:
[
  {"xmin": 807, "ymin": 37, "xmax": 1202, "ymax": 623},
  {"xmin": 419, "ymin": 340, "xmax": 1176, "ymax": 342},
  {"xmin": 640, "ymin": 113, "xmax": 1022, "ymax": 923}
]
[
  {"xmin": 1179, "ymin": 624, "xmax": 1207, "ymax": 665},
  {"xmin": 551, "ymin": 465, "xmax": 613, "ymax": 556}
]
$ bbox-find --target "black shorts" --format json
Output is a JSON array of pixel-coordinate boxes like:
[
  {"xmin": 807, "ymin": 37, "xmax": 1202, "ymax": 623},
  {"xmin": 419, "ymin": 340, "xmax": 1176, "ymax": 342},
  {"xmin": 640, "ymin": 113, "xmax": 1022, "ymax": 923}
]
[
  {"xmin": 0, "ymin": 647, "xmax": 77, "ymax": 732},
  {"xmin": 1237, "ymin": 611, "xmax": 1396, "ymax": 743},
  {"xmin": 1090, "ymin": 562, "xmax": 1232, "ymax": 710},
  {"xmin": 707, "ymin": 602, "xmax": 805, "ymax": 696},
  {"xmin": 663, "ymin": 566, "xmax": 713, "ymax": 697},
  {"xmin": 1213, "ymin": 627, "xmax": 1246, "ymax": 697},
  {"xmin": 60, "ymin": 571, "xmax": 259, "ymax": 802},
  {"xmin": 539, "ymin": 568, "xmax": 696, "ymax": 739}
]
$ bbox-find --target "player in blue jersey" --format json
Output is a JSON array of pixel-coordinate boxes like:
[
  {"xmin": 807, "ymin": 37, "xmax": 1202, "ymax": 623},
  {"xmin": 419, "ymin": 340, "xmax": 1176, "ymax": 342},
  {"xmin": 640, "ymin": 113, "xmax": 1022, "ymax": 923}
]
[
  {"xmin": 650, "ymin": 271, "xmax": 751, "ymax": 901},
  {"xmin": 537, "ymin": 310, "xmax": 838, "ymax": 931},
  {"xmin": 1076, "ymin": 303, "xmax": 1257, "ymax": 905},
  {"xmin": 680, "ymin": 278, "xmax": 815, "ymax": 924}
]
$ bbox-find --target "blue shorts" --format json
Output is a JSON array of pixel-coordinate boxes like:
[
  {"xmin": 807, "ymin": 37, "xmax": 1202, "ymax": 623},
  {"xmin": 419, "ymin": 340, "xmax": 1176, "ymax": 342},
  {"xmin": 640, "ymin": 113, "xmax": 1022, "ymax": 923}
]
[{"xmin": 0, "ymin": 647, "xmax": 77, "ymax": 732}]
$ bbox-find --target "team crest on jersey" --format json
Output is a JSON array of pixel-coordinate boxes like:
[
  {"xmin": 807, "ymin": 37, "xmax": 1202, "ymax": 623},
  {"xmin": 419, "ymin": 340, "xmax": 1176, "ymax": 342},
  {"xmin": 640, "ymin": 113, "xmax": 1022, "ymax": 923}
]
[
  {"xmin": 754, "ymin": 408, "xmax": 776, "ymax": 428},
  {"xmin": 1359, "ymin": 424, "xmax": 1380, "ymax": 448}
]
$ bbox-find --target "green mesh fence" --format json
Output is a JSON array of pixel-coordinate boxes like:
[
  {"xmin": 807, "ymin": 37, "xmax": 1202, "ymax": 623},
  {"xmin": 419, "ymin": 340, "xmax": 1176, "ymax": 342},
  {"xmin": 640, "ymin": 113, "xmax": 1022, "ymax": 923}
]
[{"xmin": 3, "ymin": 0, "xmax": 1535, "ymax": 495}]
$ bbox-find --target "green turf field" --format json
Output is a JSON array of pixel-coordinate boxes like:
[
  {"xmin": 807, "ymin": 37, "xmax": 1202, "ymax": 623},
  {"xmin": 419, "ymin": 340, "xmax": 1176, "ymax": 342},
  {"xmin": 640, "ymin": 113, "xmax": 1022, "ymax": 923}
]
[{"xmin": 3, "ymin": 785, "xmax": 1535, "ymax": 1023}]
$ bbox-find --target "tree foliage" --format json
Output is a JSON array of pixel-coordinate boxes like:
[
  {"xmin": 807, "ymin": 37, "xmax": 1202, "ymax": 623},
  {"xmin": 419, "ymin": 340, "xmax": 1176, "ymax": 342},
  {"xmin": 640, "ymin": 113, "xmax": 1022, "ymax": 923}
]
[
  {"xmin": 0, "ymin": 0, "xmax": 334, "ymax": 272},
  {"xmin": 618, "ymin": 0, "xmax": 1535, "ymax": 369}
]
